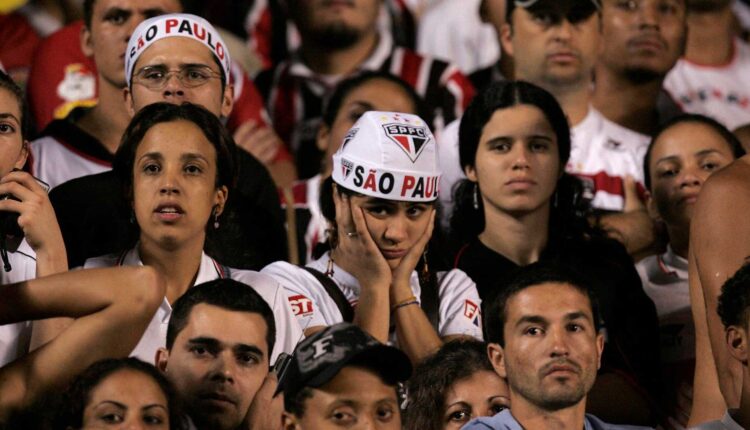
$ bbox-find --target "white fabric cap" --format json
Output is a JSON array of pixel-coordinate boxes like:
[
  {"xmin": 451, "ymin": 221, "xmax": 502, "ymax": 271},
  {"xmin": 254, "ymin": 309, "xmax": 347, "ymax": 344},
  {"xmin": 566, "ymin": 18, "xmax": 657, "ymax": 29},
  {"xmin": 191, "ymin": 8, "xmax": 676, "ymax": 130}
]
[
  {"xmin": 125, "ymin": 13, "xmax": 230, "ymax": 86},
  {"xmin": 331, "ymin": 111, "xmax": 441, "ymax": 202}
]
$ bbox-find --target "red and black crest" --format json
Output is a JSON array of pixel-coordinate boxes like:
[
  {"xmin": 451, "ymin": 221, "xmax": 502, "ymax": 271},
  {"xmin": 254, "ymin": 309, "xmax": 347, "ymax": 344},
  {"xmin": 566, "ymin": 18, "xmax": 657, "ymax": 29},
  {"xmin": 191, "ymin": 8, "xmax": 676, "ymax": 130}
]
[{"xmin": 382, "ymin": 123, "xmax": 431, "ymax": 163}]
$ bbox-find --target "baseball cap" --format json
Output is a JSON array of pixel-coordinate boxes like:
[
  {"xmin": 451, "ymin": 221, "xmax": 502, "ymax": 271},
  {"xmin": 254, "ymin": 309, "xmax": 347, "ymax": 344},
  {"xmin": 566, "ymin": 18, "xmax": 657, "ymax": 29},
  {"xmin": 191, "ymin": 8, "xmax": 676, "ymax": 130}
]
[
  {"xmin": 125, "ymin": 13, "xmax": 231, "ymax": 86},
  {"xmin": 282, "ymin": 323, "xmax": 412, "ymax": 401},
  {"xmin": 331, "ymin": 111, "xmax": 441, "ymax": 202},
  {"xmin": 507, "ymin": 0, "xmax": 601, "ymax": 23}
]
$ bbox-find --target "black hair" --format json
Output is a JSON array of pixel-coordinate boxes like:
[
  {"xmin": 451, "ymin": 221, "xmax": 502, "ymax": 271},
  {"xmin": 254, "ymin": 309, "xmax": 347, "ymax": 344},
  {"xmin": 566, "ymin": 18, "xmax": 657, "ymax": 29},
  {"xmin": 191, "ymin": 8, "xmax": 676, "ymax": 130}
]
[
  {"xmin": 114, "ymin": 101, "xmax": 237, "ymax": 210},
  {"xmin": 404, "ymin": 339, "xmax": 497, "ymax": 430},
  {"xmin": 0, "ymin": 70, "xmax": 30, "ymax": 141},
  {"xmin": 322, "ymin": 71, "xmax": 431, "ymax": 128},
  {"xmin": 84, "ymin": 0, "xmax": 186, "ymax": 28},
  {"xmin": 643, "ymin": 113, "xmax": 746, "ymax": 190},
  {"xmin": 717, "ymin": 261, "xmax": 750, "ymax": 329},
  {"xmin": 484, "ymin": 261, "xmax": 601, "ymax": 347},
  {"xmin": 167, "ymin": 278, "xmax": 276, "ymax": 361},
  {"xmin": 450, "ymin": 80, "xmax": 591, "ymax": 243},
  {"xmin": 55, "ymin": 357, "xmax": 185, "ymax": 430}
]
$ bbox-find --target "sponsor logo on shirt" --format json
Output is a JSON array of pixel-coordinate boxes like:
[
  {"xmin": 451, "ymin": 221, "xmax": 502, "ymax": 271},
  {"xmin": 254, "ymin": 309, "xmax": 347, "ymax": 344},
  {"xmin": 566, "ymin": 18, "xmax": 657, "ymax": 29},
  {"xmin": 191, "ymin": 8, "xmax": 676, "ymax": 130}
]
[
  {"xmin": 288, "ymin": 294, "xmax": 314, "ymax": 316},
  {"xmin": 464, "ymin": 299, "xmax": 481, "ymax": 327}
]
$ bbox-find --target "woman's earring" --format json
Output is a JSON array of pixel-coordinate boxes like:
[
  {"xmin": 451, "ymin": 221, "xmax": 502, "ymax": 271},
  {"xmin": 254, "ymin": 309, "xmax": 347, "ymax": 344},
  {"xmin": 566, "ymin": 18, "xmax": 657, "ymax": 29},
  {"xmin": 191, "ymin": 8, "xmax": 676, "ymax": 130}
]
[
  {"xmin": 129, "ymin": 210, "xmax": 135, "ymax": 224},
  {"xmin": 213, "ymin": 209, "xmax": 220, "ymax": 229},
  {"xmin": 473, "ymin": 183, "xmax": 480, "ymax": 210}
]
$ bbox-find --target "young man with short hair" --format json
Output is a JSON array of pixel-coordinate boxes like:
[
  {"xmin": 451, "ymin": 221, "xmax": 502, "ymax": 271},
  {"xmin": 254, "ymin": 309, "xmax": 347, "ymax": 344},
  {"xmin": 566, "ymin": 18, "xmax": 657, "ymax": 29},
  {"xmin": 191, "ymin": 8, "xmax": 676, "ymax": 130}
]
[
  {"xmin": 156, "ymin": 278, "xmax": 281, "ymax": 430},
  {"xmin": 465, "ymin": 262, "xmax": 651, "ymax": 429},
  {"xmin": 281, "ymin": 322, "xmax": 411, "ymax": 430}
]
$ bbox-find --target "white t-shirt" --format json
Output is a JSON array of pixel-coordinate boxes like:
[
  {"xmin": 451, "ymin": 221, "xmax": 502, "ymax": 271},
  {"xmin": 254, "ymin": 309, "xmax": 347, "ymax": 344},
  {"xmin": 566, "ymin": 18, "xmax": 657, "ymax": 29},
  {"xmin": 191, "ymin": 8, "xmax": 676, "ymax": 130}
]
[
  {"xmin": 262, "ymin": 251, "xmax": 483, "ymax": 343},
  {"xmin": 636, "ymin": 246, "xmax": 692, "ymax": 364},
  {"xmin": 691, "ymin": 410, "xmax": 744, "ymax": 430},
  {"xmin": 567, "ymin": 107, "xmax": 650, "ymax": 211},
  {"xmin": 664, "ymin": 38, "xmax": 750, "ymax": 131},
  {"xmin": 437, "ymin": 108, "xmax": 650, "ymax": 215},
  {"xmin": 0, "ymin": 240, "xmax": 38, "ymax": 366},
  {"xmin": 29, "ymin": 135, "xmax": 110, "ymax": 190},
  {"xmin": 83, "ymin": 247, "xmax": 303, "ymax": 364}
]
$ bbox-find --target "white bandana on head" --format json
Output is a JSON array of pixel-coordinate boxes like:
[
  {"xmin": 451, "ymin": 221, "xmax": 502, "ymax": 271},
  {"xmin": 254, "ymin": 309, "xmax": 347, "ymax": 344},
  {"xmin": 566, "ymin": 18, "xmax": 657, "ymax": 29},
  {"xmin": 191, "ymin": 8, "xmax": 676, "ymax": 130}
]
[
  {"xmin": 331, "ymin": 111, "xmax": 441, "ymax": 203},
  {"xmin": 125, "ymin": 13, "xmax": 230, "ymax": 86}
]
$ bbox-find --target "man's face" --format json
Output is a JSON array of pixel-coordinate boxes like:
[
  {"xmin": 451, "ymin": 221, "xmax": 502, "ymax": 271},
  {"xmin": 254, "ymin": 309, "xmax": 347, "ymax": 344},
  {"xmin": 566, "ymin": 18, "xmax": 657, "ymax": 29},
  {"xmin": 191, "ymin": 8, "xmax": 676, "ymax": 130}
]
[
  {"xmin": 290, "ymin": 0, "xmax": 380, "ymax": 49},
  {"xmin": 491, "ymin": 283, "xmax": 604, "ymax": 411},
  {"xmin": 124, "ymin": 37, "xmax": 233, "ymax": 118},
  {"xmin": 501, "ymin": 5, "xmax": 602, "ymax": 89},
  {"xmin": 599, "ymin": 0, "xmax": 686, "ymax": 82},
  {"xmin": 157, "ymin": 304, "xmax": 269, "ymax": 430},
  {"xmin": 82, "ymin": 0, "xmax": 181, "ymax": 88},
  {"xmin": 286, "ymin": 366, "xmax": 401, "ymax": 429}
]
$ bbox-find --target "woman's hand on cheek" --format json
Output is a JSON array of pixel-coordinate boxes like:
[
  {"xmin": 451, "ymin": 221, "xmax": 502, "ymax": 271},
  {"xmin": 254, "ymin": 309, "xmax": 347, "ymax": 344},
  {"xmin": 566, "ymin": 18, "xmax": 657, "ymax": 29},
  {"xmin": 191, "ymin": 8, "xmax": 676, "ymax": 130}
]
[
  {"xmin": 333, "ymin": 191, "xmax": 391, "ymax": 290},
  {"xmin": 391, "ymin": 208, "xmax": 435, "ymax": 291}
]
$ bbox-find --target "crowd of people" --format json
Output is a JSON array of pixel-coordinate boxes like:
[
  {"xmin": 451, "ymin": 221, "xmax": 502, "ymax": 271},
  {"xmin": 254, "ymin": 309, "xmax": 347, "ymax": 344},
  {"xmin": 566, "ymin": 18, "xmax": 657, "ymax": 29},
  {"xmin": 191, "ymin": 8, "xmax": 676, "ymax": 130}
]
[{"xmin": 2, "ymin": 0, "xmax": 750, "ymax": 428}]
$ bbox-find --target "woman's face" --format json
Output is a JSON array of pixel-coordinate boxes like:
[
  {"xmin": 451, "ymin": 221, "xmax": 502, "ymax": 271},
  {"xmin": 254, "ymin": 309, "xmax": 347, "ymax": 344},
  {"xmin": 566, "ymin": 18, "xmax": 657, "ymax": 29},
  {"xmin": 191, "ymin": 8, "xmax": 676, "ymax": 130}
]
[
  {"xmin": 465, "ymin": 104, "xmax": 560, "ymax": 217},
  {"xmin": 318, "ymin": 79, "xmax": 417, "ymax": 175},
  {"xmin": 442, "ymin": 370, "xmax": 509, "ymax": 430},
  {"xmin": 647, "ymin": 121, "xmax": 736, "ymax": 229},
  {"xmin": 81, "ymin": 369, "xmax": 169, "ymax": 429},
  {"xmin": 132, "ymin": 119, "xmax": 228, "ymax": 250},
  {"xmin": 0, "ymin": 88, "xmax": 28, "ymax": 176},
  {"xmin": 349, "ymin": 195, "xmax": 432, "ymax": 270}
]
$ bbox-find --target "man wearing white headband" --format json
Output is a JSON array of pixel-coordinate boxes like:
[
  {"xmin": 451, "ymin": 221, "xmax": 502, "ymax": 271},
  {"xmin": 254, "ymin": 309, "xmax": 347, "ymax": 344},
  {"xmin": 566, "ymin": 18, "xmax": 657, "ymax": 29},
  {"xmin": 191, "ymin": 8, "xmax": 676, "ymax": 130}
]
[{"xmin": 263, "ymin": 111, "xmax": 483, "ymax": 365}]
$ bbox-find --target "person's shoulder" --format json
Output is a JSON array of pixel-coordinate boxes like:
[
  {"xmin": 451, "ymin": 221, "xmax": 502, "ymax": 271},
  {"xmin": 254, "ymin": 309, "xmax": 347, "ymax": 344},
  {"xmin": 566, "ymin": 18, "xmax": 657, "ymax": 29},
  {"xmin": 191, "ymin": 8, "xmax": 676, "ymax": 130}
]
[
  {"xmin": 463, "ymin": 409, "xmax": 519, "ymax": 429},
  {"xmin": 585, "ymin": 414, "xmax": 653, "ymax": 430}
]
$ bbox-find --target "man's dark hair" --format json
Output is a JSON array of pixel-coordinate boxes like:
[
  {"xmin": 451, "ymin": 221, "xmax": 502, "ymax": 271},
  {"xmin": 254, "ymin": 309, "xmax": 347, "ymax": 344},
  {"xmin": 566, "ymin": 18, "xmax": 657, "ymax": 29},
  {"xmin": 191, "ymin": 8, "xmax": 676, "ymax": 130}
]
[
  {"xmin": 484, "ymin": 262, "xmax": 601, "ymax": 346},
  {"xmin": 718, "ymin": 262, "xmax": 750, "ymax": 329},
  {"xmin": 167, "ymin": 279, "xmax": 277, "ymax": 361},
  {"xmin": 643, "ymin": 113, "xmax": 746, "ymax": 190},
  {"xmin": 0, "ymin": 70, "xmax": 30, "ymax": 141}
]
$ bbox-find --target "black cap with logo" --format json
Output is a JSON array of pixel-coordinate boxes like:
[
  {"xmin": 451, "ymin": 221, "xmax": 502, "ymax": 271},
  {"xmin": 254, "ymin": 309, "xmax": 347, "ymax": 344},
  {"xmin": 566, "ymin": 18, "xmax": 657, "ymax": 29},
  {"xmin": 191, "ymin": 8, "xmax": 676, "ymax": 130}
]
[{"xmin": 282, "ymin": 323, "xmax": 412, "ymax": 400}]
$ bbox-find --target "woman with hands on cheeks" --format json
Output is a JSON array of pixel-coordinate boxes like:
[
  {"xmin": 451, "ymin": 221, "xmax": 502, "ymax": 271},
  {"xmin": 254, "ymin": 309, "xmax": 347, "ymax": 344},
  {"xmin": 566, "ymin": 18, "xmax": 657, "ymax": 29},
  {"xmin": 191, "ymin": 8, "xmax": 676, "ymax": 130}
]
[
  {"xmin": 0, "ymin": 70, "xmax": 68, "ymax": 364},
  {"xmin": 263, "ymin": 111, "xmax": 483, "ymax": 364}
]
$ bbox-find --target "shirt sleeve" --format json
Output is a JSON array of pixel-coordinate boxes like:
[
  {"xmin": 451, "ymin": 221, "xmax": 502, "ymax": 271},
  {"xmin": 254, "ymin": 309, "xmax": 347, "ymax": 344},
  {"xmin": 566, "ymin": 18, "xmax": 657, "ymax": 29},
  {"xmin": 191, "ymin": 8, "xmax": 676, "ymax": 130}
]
[
  {"xmin": 261, "ymin": 262, "xmax": 328, "ymax": 331},
  {"xmin": 231, "ymin": 269, "xmax": 304, "ymax": 363},
  {"xmin": 437, "ymin": 269, "xmax": 483, "ymax": 340}
]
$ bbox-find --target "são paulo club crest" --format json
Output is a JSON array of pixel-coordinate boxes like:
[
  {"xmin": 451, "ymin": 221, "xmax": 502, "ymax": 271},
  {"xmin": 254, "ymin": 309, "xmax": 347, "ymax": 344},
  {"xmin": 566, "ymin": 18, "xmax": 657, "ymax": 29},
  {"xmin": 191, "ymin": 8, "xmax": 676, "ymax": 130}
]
[{"xmin": 382, "ymin": 123, "xmax": 431, "ymax": 163}]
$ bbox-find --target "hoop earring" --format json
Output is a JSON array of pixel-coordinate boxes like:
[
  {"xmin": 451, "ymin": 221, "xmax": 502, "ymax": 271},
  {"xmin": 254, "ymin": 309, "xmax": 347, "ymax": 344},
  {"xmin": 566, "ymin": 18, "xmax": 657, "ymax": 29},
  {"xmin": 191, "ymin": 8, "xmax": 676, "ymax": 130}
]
[{"xmin": 473, "ymin": 183, "xmax": 480, "ymax": 210}]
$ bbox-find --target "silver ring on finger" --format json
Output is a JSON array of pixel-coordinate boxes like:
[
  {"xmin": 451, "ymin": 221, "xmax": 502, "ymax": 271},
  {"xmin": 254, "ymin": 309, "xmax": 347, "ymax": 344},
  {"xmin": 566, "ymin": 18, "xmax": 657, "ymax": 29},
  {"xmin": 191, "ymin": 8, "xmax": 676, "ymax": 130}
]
[{"xmin": 346, "ymin": 231, "xmax": 359, "ymax": 238}]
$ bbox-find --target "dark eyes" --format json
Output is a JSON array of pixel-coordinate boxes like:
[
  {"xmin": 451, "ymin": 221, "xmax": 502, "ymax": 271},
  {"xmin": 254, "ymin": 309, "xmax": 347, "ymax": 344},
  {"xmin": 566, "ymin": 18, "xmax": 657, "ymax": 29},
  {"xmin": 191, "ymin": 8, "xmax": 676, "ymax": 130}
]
[
  {"xmin": 103, "ymin": 10, "xmax": 129, "ymax": 25},
  {"xmin": 0, "ymin": 123, "xmax": 16, "ymax": 134},
  {"xmin": 449, "ymin": 410, "xmax": 470, "ymax": 422}
]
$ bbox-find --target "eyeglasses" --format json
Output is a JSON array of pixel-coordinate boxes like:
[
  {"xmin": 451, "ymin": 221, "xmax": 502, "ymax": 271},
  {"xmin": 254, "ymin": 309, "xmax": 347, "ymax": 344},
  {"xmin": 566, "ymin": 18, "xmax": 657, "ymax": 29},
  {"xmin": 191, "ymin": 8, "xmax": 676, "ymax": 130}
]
[{"xmin": 132, "ymin": 65, "xmax": 223, "ymax": 89}]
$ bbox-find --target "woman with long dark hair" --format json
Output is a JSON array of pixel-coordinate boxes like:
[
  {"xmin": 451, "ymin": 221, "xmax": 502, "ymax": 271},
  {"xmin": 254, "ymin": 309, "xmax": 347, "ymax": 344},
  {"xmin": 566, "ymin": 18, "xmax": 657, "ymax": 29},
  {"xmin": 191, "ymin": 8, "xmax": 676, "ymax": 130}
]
[{"xmin": 450, "ymin": 81, "xmax": 662, "ymax": 424}]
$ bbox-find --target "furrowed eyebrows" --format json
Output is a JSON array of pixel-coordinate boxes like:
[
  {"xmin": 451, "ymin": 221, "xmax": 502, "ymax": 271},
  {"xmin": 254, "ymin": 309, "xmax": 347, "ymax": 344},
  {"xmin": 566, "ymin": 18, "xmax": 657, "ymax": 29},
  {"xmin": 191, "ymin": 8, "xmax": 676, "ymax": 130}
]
[
  {"xmin": 187, "ymin": 336, "xmax": 221, "ymax": 347},
  {"xmin": 565, "ymin": 311, "xmax": 592, "ymax": 324},
  {"xmin": 234, "ymin": 344, "xmax": 265, "ymax": 357},
  {"xmin": 514, "ymin": 315, "xmax": 548, "ymax": 328},
  {"xmin": 0, "ymin": 113, "xmax": 20, "ymax": 124}
]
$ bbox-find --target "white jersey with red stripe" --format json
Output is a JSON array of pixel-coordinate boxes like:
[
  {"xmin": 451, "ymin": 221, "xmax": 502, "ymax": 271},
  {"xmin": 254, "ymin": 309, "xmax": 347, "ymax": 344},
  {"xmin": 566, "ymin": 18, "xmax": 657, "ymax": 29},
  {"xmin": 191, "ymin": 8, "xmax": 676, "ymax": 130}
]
[
  {"xmin": 280, "ymin": 174, "xmax": 328, "ymax": 264},
  {"xmin": 567, "ymin": 107, "xmax": 650, "ymax": 211},
  {"xmin": 83, "ymin": 246, "xmax": 303, "ymax": 363},
  {"xmin": 0, "ymin": 241, "xmax": 37, "ymax": 367},
  {"xmin": 262, "ymin": 251, "xmax": 484, "ymax": 344},
  {"xmin": 664, "ymin": 38, "xmax": 750, "ymax": 131},
  {"xmin": 28, "ymin": 116, "xmax": 113, "ymax": 190},
  {"xmin": 636, "ymin": 246, "xmax": 692, "ymax": 364}
]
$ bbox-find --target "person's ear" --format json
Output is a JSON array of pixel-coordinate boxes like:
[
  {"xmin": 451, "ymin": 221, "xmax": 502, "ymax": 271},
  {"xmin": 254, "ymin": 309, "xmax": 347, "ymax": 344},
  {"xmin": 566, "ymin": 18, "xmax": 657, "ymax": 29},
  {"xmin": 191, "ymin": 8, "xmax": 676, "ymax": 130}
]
[
  {"xmin": 155, "ymin": 347, "xmax": 170, "ymax": 372},
  {"xmin": 500, "ymin": 23, "xmax": 515, "ymax": 57},
  {"xmin": 644, "ymin": 190, "xmax": 662, "ymax": 222},
  {"xmin": 214, "ymin": 185, "xmax": 229, "ymax": 217},
  {"xmin": 464, "ymin": 164, "xmax": 478, "ymax": 182},
  {"xmin": 123, "ymin": 86, "xmax": 137, "ymax": 118},
  {"xmin": 282, "ymin": 412, "xmax": 302, "ymax": 430},
  {"xmin": 726, "ymin": 326, "xmax": 749, "ymax": 364},
  {"xmin": 595, "ymin": 332, "xmax": 605, "ymax": 370},
  {"xmin": 316, "ymin": 123, "xmax": 331, "ymax": 152},
  {"xmin": 80, "ymin": 24, "xmax": 94, "ymax": 58},
  {"xmin": 487, "ymin": 342, "xmax": 507, "ymax": 378},
  {"xmin": 221, "ymin": 83, "xmax": 234, "ymax": 118},
  {"xmin": 13, "ymin": 140, "xmax": 29, "ymax": 170}
]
